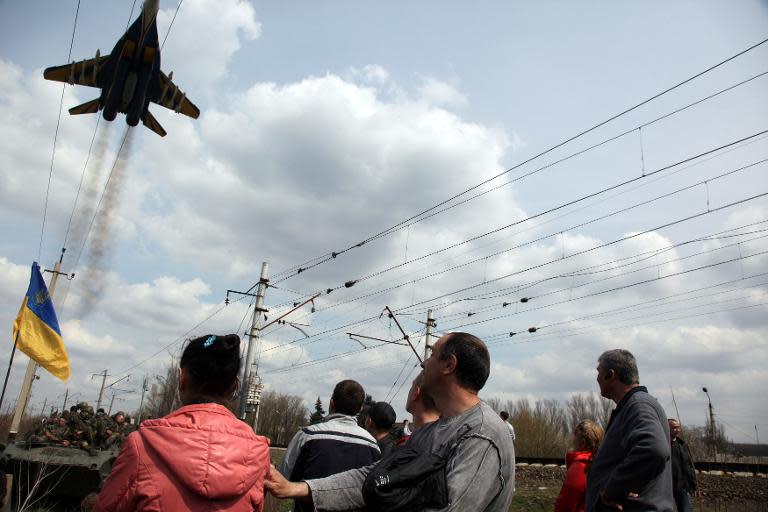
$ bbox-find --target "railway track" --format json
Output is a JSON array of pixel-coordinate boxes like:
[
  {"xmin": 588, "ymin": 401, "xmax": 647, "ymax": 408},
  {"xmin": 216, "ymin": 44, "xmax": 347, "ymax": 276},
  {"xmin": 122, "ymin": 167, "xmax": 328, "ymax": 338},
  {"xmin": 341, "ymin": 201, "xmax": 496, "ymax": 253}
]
[{"xmin": 515, "ymin": 456, "xmax": 768, "ymax": 475}]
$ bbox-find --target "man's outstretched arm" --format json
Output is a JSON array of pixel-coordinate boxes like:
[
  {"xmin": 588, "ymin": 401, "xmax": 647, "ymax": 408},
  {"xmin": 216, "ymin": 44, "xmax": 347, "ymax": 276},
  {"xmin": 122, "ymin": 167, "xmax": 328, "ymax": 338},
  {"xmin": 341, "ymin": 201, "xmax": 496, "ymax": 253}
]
[
  {"xmin": 265, "ymin": 465, "xmax": 311, "ymax": 501},
  {"xmin": 265, "ymin": 463, "xmax": 374, "ymax": 511}
]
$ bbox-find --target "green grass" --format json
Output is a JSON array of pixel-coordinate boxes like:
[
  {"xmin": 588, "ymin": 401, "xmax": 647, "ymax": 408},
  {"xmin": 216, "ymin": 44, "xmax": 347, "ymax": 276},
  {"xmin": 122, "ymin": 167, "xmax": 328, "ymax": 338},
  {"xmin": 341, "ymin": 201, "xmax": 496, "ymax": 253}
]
[{"xmin": 509, "ymin": 486, "xmax": 559, "ymax": 511}]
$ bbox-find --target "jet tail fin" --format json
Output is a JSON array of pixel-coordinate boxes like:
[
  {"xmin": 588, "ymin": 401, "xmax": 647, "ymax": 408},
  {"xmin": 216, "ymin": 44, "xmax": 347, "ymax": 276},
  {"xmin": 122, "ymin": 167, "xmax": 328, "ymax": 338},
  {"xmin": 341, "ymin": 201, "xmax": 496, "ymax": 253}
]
[
  {"xmin": 143, "ymin": 110, "xmax": 167, "ymax": 137},
  {"xmin": 68, "ymin": 98, "xmax": 101, "ymax": 115}
]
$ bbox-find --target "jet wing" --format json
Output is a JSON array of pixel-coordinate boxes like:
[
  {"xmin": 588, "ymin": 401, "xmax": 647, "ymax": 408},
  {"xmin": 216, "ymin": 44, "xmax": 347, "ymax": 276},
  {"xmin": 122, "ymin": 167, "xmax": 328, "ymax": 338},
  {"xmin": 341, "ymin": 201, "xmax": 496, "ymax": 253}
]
[
  {"xmin": 153, "ymin": 71, "xmax": 200, "ymax": 119},
  {"xmin": 43, "ymin": 55, "xmax": 110, "ymax": 88}
]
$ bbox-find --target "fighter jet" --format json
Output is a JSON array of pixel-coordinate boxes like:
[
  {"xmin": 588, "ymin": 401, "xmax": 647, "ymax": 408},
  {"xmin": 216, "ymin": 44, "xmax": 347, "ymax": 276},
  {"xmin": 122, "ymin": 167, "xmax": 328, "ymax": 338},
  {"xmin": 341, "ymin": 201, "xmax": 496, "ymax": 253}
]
[{"xmin": 43, "ymin": 0, "xmax": 199, "ymax": 137}]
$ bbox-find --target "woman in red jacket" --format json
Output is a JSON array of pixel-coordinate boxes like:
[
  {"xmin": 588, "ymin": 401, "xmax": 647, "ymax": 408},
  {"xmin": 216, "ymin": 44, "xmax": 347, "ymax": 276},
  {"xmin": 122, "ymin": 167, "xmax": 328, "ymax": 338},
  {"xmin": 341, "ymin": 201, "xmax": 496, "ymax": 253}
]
[
  {"xmin": 94, "ymin": 334, "xmax": 271, "ymax": 512},
  {"xmin": 554, "ymin": 419, "xmax": 604, "ymax": 512}
]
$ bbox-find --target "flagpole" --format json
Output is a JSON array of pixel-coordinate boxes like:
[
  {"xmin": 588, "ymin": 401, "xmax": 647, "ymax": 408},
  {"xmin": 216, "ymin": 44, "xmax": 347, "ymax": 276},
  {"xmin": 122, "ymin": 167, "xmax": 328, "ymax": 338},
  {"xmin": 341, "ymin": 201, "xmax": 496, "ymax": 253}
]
[
  {"xmin": 9, "ymin": 251, "xmax": 66, "ymax": 439},
  {"xmin": 0, "ymin": 331, "xmax": 20, "ymax": 413}
]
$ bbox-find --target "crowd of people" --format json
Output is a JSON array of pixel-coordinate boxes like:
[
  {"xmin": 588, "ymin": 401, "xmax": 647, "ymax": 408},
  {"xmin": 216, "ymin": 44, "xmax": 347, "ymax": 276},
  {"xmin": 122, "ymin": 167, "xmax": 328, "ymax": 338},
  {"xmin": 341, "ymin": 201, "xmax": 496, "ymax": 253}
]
[
  {"xmin": 80, "ymin": 332, "xmax": 697, "ymax": 512},
  {"xmin": 26, "ymin": 402, "xmax": 135, "ymax": 453}
]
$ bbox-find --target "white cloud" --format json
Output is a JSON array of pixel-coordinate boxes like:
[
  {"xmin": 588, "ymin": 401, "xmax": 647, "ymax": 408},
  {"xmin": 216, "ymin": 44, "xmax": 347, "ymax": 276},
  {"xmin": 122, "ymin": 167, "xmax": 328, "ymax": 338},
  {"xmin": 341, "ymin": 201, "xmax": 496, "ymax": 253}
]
[
  {"xmin": 1, "ymin": 29, "xmax": 766, "ymax": 443},
  {"xmin": 156, "ymin": 0, "xmax": 261, "ymax": 91},
  {"xmin": 137, "ymin": 71, "xmax": 517, "ymax": 279},
  {"xmin": 417, "ymin": 76, "xmax": 468, "ymax": 108}
]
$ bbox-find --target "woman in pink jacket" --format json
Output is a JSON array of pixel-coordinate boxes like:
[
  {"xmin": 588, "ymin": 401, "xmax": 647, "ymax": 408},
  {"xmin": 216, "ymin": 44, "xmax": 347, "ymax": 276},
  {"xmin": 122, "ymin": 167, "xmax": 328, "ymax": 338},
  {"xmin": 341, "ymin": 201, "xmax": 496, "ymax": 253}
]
[
  {"xmin": 554, "ymin": 419, "xmax": 604, "ymax": 512},
  {"xmin": 94, "ymin": 334, "xmax": 271, "ymax": 512}
]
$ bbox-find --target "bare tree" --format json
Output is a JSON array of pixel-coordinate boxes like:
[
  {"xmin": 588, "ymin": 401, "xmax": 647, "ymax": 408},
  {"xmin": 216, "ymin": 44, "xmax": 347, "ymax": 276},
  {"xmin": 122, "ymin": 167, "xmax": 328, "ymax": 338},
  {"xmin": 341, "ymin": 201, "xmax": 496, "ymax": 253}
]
[
  {"xmin": 12, "ymin": 456, "xmax": 71, "ymax": 512},
  {"xmin": 145, "ymin": 358, "xmax": 181, "ymax": 419},
  {"xmin": 566, "ymin": 392, "xmax": 613, "ymax": 430},
  {"xmin": 504, "ymin": 398, "xmax": 569, "ymax": 457},
  {"xmin": 256, "ymin": 390, "xmax": 308, "ymax": 446}
]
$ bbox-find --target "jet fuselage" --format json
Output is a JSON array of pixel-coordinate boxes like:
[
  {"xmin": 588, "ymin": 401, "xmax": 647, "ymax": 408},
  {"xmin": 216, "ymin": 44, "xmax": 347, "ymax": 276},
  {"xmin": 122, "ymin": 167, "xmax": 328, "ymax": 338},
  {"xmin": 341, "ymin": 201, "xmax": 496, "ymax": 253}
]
[{"xmin": 100, "ymin": 0, "xmax": 161, "ymax": 126}]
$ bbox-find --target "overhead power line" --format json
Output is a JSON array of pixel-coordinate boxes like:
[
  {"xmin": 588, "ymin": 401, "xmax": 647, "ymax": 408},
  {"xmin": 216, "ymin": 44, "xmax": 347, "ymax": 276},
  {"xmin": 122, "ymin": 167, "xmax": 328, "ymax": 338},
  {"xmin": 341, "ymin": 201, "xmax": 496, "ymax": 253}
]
[
  {"xmin": 423, "ymin": 219, "xmax": 768, "ymax": 317},
  {"xmin": 265, "ymin": 294, "xmax": 768, "ymax": 376},
  {"xmin": 269, "ymin": 38, "xmax": 768, "ymax": 282},
  {"xmin": 113, "ymin": 293, "xmax": 250, "ymax": 378},
  {"xmin": 261, "ymin": 191, "xmax": 768, "ymax": 357},
  {"xmin": 322, "ymin": 132, "xmax": 768, "ymax": 294},
  {"xmin": 311, "ymin": 155, "xmax": 768, "ymax": 313},
  {"xmin": 38, "ymin": 0, "xmax": 82, "ymax": 262},
  {"xmin": 283, "ymin": 69, "xmax": 768, "ymax": 278},
  {"xmin": 437, "ymin": 229, "xmax": 768, "ymax": 322},
  {"xmin": 485, "ymin": 301, "xmax": 768, "ymax": 350},
  {"xmin": 441, "ymin": 249, "xmax": 768, "ymax": 332}
]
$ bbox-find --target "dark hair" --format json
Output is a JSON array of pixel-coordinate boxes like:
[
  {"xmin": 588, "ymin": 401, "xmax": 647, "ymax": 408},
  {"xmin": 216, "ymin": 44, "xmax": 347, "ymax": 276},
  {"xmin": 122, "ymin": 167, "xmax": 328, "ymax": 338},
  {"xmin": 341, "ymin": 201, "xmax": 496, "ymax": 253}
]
[
  {"xmin": 368, "ymin": 402, "xmax": 396, "ymax": 431},
  {"xmin": 439, "ymin": 332, "xmax": 490, "ymax": 392},
  {"xmin": 499, "ymin": 411, "xmax": 509, "ymax": 421},
  {"xmin": 331, "ymin": 380, "xmax": 365, "ymax": 415},
  {"xmin": 180, "ymin": 334, "xmax": 241, "ymax": 399},
  {"xmin": 598, "ymin": 349, "xmax": 639, "ymax": 385}
]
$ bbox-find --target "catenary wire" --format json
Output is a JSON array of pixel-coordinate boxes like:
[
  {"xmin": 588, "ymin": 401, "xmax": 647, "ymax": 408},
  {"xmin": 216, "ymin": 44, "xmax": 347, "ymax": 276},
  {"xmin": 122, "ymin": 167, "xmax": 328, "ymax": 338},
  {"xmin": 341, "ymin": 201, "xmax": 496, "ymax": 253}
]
[
  {"xmin": 321, "ymin": 130, "xmax": 768, "ymax": 293},
  {"xmin": 69, "ymin": 0, "xmax": 187, "ymax": 274},
  {"xmin": 61, "ymin": 0, "xmax": 141, "ymax": 251},
  {"xmin": 262, "ymin": 192, "xmax": 768, "ymax": 356},
  {"xmin": 477, "ymin": 277, "xmax": 768, "ymax": 338},
  {"xmin": 440, "ymin": 248, "xmax": 768, "ymax": 332},
  {"xmin": 277, "ymin": 69, "xmax": 768, "ymax": 280},
  {"xmin": 286, "ymin": 134, "xmax": 768, "ymax": 317},
  {"xmin": 38, "ymin": 0, "xmax": 82, "ymax": 262},
  {"xmin": 113, "ymin": 293, "xmax": 250, "ymax": 378},
  {"xmin": 422, "ymin": 219, "xmax": 768, "ymax": 317},
  {"xmin": 269, "ymin": 39, "xmax": 768, "ymax": 281},
  {"xmin": 437, "ymin": 229, "xmax": 768, "ymax": 321},
  {"xmin": 486, "ymin": 301, "xmax": 768, "ymax": 349},
  {"xmin": 265, "ymin": 295, "xmax": 768, "ymax": 376},
  {"xmin": 311, "ymin": 156, "xmax": 768, "ymax": 312}
]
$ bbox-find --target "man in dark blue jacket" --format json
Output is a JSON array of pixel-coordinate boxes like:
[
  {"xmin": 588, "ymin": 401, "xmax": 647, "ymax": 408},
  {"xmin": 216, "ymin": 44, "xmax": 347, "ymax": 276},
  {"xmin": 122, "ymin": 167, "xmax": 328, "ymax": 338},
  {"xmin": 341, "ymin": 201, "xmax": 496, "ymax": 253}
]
[
  {"xmin": 585, "ymin": 349, "xmax": 673, "ymax": 512},
  {"xmin": 281, "ymin": 379, "xmax": 380, "ymax": 512}
]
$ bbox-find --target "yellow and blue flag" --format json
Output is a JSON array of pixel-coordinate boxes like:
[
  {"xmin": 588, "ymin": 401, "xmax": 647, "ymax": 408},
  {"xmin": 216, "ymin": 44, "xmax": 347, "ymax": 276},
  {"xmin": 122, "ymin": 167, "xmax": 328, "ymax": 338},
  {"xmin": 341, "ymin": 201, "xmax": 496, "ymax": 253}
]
[{"xmin": 12, "ymin": 262, "xmax": 70, "ymax": 381}]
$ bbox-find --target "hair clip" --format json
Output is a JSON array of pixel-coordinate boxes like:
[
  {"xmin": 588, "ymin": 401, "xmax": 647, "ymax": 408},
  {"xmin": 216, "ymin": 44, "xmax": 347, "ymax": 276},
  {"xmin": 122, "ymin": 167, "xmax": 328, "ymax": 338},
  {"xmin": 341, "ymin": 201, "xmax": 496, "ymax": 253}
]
[{"xmin": 203, "ymin": 335, "xmax": 216, "ymax": 348}]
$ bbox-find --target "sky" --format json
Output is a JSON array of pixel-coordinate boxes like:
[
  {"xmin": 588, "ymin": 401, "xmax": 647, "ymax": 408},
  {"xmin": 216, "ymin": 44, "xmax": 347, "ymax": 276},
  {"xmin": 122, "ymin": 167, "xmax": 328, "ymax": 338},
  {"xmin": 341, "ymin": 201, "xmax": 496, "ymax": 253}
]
[{"xmin": 1, "ymin": 0, "xmax": 767, "ymax": 443}]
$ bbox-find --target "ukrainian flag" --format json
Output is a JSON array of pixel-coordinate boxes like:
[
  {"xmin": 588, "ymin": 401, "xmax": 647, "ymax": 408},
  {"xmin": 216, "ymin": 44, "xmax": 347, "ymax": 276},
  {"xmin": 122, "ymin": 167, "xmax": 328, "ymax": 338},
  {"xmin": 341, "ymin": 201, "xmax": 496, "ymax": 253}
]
[{"xmin": 12, "ymin": 262, "xmax": 70, "ymax": 381}]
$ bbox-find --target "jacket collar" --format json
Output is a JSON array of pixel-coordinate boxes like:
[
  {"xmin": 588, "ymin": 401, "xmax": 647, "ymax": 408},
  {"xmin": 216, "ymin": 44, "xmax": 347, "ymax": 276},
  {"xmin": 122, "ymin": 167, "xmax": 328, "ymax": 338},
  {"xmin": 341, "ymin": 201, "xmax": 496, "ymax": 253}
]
[
  {"xmin": 606, "ymin": 385, "xmax": 647, "ymax": 432},
  {"xmin": 166, "ymin": 402, "xmax": 236, "ymax": 419},
  {"xmin": 322, "ymin": 412, "xmax": 358, "ymax": 423}
]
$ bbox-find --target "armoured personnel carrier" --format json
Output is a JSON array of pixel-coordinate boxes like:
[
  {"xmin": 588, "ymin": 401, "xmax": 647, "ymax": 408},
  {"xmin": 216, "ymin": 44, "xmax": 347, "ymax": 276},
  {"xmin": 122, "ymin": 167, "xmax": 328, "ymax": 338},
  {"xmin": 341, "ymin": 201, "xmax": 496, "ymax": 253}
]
[{"xmin": 1, "ymin": 441, "xmax": 118, "ymax": 508}]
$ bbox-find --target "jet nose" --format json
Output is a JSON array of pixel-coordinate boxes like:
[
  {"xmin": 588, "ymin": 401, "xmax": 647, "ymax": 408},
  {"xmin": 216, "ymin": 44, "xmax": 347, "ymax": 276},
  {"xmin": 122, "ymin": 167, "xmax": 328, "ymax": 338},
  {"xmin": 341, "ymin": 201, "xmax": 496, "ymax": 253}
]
[
  {"xmin": 143, "ymin": 0, "xmax": 160, "ymax": 18},
  {"xmin": 142, "ymin": 0, "xmax": 160, "ymax": 30}
]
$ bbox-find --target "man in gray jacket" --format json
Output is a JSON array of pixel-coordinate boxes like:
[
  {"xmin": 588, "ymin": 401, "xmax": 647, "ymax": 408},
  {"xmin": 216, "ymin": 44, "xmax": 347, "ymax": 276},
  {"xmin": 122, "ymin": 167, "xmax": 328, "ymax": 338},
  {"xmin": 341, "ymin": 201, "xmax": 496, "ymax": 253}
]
[
  {"xmin": 586, "ymin": 349, "xmax": 673, "ymax": 512},
  {"xmin": 266, "ymin": 332, "xmax": 515, "ymax": 511}
]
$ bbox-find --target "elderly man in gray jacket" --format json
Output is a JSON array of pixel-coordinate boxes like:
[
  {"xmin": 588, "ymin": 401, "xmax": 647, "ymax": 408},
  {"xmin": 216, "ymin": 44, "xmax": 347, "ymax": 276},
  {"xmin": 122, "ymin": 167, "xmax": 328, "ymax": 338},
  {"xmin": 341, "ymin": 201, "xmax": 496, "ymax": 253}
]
[
  {"xmin": 586, "ymin": 349, "xmax": 673, "ymax": 512},
  {"xmin": 265, "ymin": 332, "xmax": 515, "ymax": 512}
]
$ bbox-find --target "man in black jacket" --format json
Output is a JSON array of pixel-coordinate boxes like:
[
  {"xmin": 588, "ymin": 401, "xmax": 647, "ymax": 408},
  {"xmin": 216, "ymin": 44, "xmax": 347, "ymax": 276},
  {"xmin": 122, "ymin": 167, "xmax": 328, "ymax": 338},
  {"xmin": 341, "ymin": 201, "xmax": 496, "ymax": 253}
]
[
  {"xmin": 585, "ymin": 349, "xmax": 673, "ymax": 511},
  {"xmin": 365, "ymin": 401, "xmax": 397, "ymax": 458},
  {"xmin": 668, "ymin": 418, "xmax": 697, "ymax": 512}
]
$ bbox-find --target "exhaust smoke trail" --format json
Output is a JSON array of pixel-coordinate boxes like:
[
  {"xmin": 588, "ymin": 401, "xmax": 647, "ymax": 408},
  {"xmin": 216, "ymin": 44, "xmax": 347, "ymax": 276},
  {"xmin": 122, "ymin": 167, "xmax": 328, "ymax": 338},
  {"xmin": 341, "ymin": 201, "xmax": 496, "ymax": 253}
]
[
  {"xmin": 76, "ymin": 126, "xmax": 137, "ymax": 315},
  {"xmin": 67, "ymin": 121, "xmax": 113, "ymax": 252}
]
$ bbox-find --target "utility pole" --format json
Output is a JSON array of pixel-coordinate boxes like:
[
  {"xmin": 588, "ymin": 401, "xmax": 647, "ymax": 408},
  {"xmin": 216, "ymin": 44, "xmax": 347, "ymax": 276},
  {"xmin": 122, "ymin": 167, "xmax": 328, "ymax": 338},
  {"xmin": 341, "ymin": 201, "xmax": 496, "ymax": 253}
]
[
  {"xmin": 94, "ymin": 369, "xmax": 109, "ymax": 411},
  {"xmin": 137, "ymin": 376, "xmax": 148, "ymax": 424},
  {"xmin": 9, "ymin": 250, "xmax": 69, "ymax": 438},
  {"xmin": 703, "ymin": 386, "xmax": 717, "ymax": 462},
  {"xmin": 108, "ymin": 391, "xmax": 116, "ymax": 415},
  {"xmin": 39, "ymin": 397, "xmax": 47, "ymax": 418},
  {"xmin": 239, "ymin": 262, "xmax": 269, "ymax": 425},
  {"xmin": 61, "ymin": 388, "xmax": 69, "ymax": 412},
  {"xmin": 424, "ymin": 309, "xmax": 434, "ymax": 360},
  {"xmin": 756, "ymin": 425, "xmax": 761, "ymax": 465}
]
